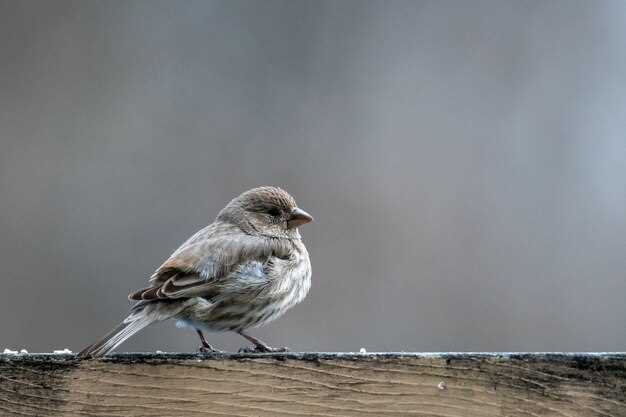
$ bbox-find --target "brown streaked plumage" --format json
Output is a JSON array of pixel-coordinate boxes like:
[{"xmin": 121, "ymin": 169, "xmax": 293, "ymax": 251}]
[{"xmin": 79, "ymin": 186, "xmax": 313, "ymax": 357}]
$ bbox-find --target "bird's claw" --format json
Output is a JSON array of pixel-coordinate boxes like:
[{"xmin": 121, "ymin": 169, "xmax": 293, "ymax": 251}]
[
  {"xmin": 198, "ymin": 345, "xmax": 223, "ymax": 354},
  {"xmin": 238, "ymin": 345, "xmax": 289, "ymax": 353}
]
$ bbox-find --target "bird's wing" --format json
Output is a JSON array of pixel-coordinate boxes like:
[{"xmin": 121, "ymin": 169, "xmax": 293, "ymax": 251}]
[{"xmin": 129, "ymin": 224, "xmax": 274, "ymax": 302}]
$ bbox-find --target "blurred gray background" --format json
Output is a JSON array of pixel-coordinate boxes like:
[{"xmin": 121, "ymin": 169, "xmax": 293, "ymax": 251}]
[{"xmin": 1, "ymin": 0, "xmax": 625, "ymax": 353}]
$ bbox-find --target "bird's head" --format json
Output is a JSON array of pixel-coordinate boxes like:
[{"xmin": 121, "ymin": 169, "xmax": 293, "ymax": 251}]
[{"xmin": 217, "ymin": 186, "xmax": 313, "ymax": 239}]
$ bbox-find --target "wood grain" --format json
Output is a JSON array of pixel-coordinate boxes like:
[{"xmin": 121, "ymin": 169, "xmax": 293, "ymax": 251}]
[{"xmin": 1, "ymin": 353, "xmax": 625, "ymax": 417}]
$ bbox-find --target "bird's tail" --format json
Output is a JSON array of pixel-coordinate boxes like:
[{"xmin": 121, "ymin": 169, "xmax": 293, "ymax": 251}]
[{"xmin": 79, "ymin": 302, "xmax": 165, "ymax": 358}]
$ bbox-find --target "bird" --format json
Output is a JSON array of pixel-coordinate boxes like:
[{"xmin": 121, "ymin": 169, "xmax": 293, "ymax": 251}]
[{"xmin": 79, "ymin": 186, "xmax": 313, "ymax": 357}]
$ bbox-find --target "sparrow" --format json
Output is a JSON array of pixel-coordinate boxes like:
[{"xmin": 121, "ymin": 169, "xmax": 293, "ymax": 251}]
[{"xmin": 79, "ymin": 186, "xmax": 313, "ymax": 357}]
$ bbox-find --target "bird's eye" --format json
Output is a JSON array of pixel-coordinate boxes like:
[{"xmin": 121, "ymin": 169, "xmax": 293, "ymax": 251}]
[{"xmin": 267, "ymin": 207, "xmax": 281, "ymax": 217}]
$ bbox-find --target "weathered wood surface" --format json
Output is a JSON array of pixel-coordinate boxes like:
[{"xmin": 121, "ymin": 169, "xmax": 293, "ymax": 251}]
[{"xmin": 1, "ymin": 353, "xmax": 625, "ymax": 417}]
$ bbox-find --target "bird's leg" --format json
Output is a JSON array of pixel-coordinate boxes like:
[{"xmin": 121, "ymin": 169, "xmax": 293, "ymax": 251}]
[
  {"xmin": 196, "ymin": 329, "xmax": 222, "ymax": 353},
  {"xmin": 237, "ymin": 330, "xmax": 289, "ymax": 353}
]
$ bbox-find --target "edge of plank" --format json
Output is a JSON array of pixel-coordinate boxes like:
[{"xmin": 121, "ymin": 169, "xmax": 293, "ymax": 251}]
[{"xmin": 2, "ymin": 352, "xmax": 625, "ymax": 363}]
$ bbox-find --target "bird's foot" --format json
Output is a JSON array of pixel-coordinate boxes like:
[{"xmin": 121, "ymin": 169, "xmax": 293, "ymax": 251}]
[
  {"xmin": 198, "ymin": 344, "xmax": 223, "ymax": 353},
  {"xmin": 238, "ymin": 345, "xmax": 289, "ymax": 353}
]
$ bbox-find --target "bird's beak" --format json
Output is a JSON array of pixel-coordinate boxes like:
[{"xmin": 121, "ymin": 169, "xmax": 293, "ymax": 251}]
[{"xmin": 287, "ymin": 207, "xmax": 314, "ymax": 229}]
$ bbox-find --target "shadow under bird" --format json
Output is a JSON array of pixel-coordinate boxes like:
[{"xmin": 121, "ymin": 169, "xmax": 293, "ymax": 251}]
[{"xmin": 79, "ymin": 186, "xmax": 313, "ymax": 357}]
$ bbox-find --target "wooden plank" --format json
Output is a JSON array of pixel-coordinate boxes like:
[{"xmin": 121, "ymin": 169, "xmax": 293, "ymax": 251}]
[{"xmin": 0, "ymin": 353, "xmax": 625, "ymax": 417}]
